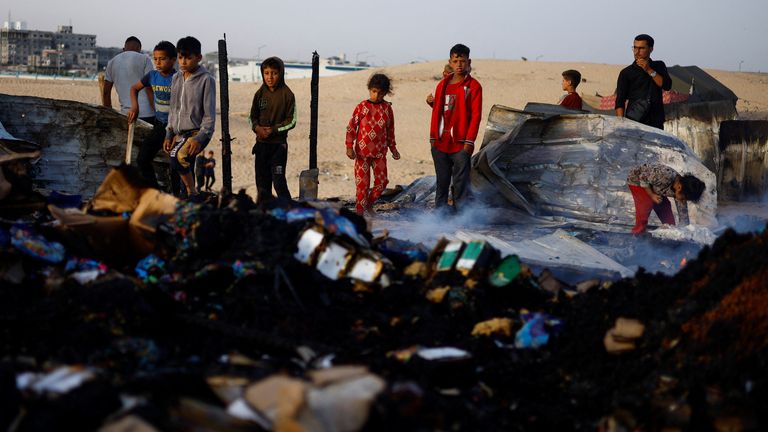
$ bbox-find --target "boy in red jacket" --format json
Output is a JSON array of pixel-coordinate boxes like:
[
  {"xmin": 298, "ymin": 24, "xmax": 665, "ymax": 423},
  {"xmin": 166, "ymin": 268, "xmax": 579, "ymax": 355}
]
[
  {"xmin": 429, "ymin": 43, "xmax": 482, "ymax": 212},
  {"xmin": 559, "ymin": 69, "xmax": 583, "ymax": 110}
]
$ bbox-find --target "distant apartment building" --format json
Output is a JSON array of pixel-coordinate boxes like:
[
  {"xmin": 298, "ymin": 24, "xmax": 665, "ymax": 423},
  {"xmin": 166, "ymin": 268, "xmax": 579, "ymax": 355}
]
[
  {"xmin": 0, "ymin": 24, "xmax": 98, "ymax": 75},
  {"xmin": 95, "ymin": 46, "xmax": 122, "ymax": 71}
]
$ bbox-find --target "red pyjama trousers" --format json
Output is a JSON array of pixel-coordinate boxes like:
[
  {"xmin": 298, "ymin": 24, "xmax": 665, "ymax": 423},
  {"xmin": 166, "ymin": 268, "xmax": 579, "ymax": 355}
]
[
  {"xmin": 354, "ymin": 156, "xmax": 388, "ymax": 214},
  {"xmin": 628, "ymin": 185, "xmax": 675, "ymax": 234}
]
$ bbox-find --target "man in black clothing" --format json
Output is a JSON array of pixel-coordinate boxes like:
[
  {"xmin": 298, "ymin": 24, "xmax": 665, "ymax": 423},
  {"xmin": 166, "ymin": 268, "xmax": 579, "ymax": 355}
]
[{"xmin": 615, "ymin": 34, "xmax": 672, "ymax": 129}]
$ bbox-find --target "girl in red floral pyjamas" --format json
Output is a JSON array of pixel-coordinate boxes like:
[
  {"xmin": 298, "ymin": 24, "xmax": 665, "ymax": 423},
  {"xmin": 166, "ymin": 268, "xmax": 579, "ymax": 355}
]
[{"xmin": 345, "ymin": 73, "xmax": 400, "ymax": 216}]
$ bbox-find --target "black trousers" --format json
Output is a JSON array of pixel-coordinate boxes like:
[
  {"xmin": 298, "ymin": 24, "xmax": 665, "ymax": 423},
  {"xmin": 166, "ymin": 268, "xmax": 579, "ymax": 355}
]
[
  {"xmin": 431, "ymin": 146, "xmax": 471, "ymax": 210},
  {"xmin": 253, "ymin": 141, "xmax": 291, "ymax": 203},
  {"xmin": 136, "ymin": 117, "xmax": 164, "ymax": 187}
]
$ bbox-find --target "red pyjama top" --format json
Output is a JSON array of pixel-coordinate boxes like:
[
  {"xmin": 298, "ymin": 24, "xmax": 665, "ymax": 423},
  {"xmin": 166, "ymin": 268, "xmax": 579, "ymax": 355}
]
[{"xmin": 345, "ymin": 100, "xmax": 397, "ymax": 158}]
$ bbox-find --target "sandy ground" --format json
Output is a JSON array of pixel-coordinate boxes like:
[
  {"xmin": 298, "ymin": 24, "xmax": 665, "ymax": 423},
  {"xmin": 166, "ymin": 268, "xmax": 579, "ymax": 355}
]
[{"xmin": 2, "ymin": 60, "xmax": 767, "ymax": 201}]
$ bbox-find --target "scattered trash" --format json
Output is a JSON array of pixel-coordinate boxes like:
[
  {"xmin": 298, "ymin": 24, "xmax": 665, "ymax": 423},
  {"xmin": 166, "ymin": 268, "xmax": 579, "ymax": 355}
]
[
  {"xmin": 472, "ymin": 317, "xmax": 513, "ymax": 337},
  {"xmin": 436, "ymin": 240, "xmax": 464, "ymax": 272},
  {"xmin": 456, "ymin": 240, "xmax": 498, "ymax": 277},
  {"xmin": 242, "ymin": 367, "xmax": 386, "ymax": 432},
  {"xmin": 417, "ymin": 347, "xmax": 472, "ymax": 361},
  {"xmin": 2, "ymin": 167, "xmax": 768, "ymax": 430},
  {"xmin": 65, "ymin": 257, "xmax": 107, "ymax": 284},
  {"xmin": 426, "ymin": 286, "xmax": 450, "ymax": 303},
  {"xmin": 294, "ymin": 228, "xmax": 325, "ymax": 264},
  {"xmin": 316, "ymin": 241, "xmax": 353, "ymax": 280},
  {"xmin": 134, "ymin": 254, "xmax": 166, "ymax": 283},
  {"xmin": 537, "ymin": 269, "xmax": 564, "ymax": 295},
  {"xmin": 488, "ymin": 254, "xmax": 522, "ymax": 287},
  {"xmin": 17, "ymin": 365, "xmax": 97, "ymax": 395},
  {"xmin": 514, "ymin": 311, "xmax": 562, "ymax": 349},
  {"xmin": 10, "ymin": 224, "xmax": 66, "ymax": 263},
  {"xmin": 650, "ymin": 224, "xmax": 718, "ymax": 245}
]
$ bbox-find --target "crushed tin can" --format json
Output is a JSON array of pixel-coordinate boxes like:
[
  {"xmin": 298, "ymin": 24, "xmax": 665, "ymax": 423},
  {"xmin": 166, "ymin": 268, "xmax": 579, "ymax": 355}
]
[
  {"xmin": 455, "ymin": 240, "xmax": 497, "ymax": 277},
  {"xmin": 436, "ymin": 241, "xmax": 465, "ymax": 272},
  {"xmin": 348, "ymin": 256, "xmax": 384, "ymax": 284},
  {"xmin": 489, "ymin": 255, "xmax": 522, "ymax": 287},
  {"xmin": 294, "ymin": 228, "xmax": 325, "ymax": 265},
  {"xmin": 315, "ymin": 241, "xmax": 352, "ymax": 280}
]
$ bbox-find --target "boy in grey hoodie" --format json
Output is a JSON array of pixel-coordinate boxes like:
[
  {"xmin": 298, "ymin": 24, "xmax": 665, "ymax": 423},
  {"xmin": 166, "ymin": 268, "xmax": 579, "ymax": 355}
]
[{"xmin": 163, "ymin": 36, "xmax": 216, "ymax": 196}]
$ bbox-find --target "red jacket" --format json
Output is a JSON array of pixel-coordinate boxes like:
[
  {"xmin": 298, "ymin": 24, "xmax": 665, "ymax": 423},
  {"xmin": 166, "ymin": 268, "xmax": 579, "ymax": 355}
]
[
  {"xmin": 429, "ymin": 74, "xmax": 483, "ymax": 153},
  {"xmin": 560, "ymin": 92, "xmax": 583, "ymax": 110}
]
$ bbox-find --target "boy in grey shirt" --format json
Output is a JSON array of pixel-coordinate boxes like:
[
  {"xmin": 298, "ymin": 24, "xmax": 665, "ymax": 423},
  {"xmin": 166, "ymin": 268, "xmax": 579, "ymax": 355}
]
[{"xmin": 163, "ymin": 36, "xmax": 216, "ymax": 197}]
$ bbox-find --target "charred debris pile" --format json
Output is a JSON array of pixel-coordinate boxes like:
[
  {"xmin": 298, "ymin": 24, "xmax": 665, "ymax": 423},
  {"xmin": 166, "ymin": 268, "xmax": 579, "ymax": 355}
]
[{"xmin": 1, "ymin": 168, "xmax": 768, "ymax": 431}]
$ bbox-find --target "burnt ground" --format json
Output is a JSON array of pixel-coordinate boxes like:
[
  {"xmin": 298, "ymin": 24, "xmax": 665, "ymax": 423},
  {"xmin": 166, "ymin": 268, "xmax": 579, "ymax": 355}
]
[{"xmin": 1, "ymin": 191, "xmax": 768, "ymax": 431}]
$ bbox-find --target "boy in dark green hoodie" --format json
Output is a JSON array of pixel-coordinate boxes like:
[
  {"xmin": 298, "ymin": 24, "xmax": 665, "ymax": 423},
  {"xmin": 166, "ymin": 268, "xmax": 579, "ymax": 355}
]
[{"xmin": 249, "ymin": 56, "xmax": 297, "ymax": 204}]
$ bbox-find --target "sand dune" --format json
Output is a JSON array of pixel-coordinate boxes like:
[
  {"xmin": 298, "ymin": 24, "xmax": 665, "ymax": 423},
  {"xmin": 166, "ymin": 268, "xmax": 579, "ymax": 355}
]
[{"xmin": 2, "ymin": 60, "xmax": 766, "ymax": 200}]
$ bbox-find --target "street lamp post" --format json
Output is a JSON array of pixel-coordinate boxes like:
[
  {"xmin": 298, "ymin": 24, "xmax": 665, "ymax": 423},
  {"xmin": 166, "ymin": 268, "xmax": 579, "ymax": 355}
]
[
  {"xmin": 256, "ymin": 44, "xmax": 266, "ymax": 61},
  {"xmin": 739, "ymin": 60, "xmax": 744, "ymax": 72}
]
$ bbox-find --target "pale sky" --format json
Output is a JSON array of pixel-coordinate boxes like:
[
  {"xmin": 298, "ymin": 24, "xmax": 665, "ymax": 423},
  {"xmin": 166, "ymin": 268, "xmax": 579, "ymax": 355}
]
[{"xmin": 6, "ymin": 0, "xmax": 768, "ymax": 72}]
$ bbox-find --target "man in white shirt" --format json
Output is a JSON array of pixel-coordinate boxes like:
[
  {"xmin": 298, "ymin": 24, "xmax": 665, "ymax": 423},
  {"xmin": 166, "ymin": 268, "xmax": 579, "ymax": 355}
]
[{"xmin": 102, "ymin": 36, "xmax": 154, "ymax": 118}]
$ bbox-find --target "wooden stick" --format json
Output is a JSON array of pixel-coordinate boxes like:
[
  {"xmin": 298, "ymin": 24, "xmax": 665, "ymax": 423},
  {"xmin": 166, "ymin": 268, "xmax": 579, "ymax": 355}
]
[{"xmin": 125, "ymin": 122, "xmax": 135, "ymax": 164}]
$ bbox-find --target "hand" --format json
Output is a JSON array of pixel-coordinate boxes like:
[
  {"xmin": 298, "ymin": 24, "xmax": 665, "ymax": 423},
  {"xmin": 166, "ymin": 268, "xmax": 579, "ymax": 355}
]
[
  {"xmin": 127, "ymin": 107, "xmax": 138, "ymax": 124},
  {"xmin": 163, "ymin": 138, "xmax": 173, "ymax": 153},
  {"xmin": 255, "ymin": 126, "xmax": 273, "ymax": 140},
  {"xmin": 651, "ymin": 193, "xmax": 663, "ymax": 205},
  {"xmin": 426, "ymin": 93, "xmax": 434, "ymax": 105},
  {"xmin": 391, "ymin": 148, "xmax": 400, "ymax": 160},
  {"xmin": 636, "ymin": 58, "xmax": 650, "ymax": 72},
  {"xmin": 346, "ymin": 147, "xmax": 355, "ymax": 160},
  {"xmin": 187, "ymin": 138, "xmax": 201, "ymax": 156},
  {"xmin": 463, "ymin": 144, "xmax": 474, "ymax": 155}
]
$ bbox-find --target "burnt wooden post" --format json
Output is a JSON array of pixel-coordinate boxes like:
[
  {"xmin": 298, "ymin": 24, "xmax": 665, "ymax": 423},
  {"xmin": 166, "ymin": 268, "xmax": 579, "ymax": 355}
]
[
  {"xmin": 218, "ymin": 35, "xmax": 233, "ymax": 194},
  {"xmin": 309, "ymin": 51, "xmax": 319, "ymax": 171},
  {"xmin": 299, "ymin": 51, "xmax": 320, "ymax": 199}
]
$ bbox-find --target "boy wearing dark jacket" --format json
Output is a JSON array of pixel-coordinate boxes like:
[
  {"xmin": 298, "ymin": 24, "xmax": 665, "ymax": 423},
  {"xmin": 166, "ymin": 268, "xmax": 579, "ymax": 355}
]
[
  {"xmin": 429, "ymin": 43, "xmax": 482, "ymax": 212},
  {"xmin": 249, "ymin": 56, "xmax": 297, "ymax": 204}
]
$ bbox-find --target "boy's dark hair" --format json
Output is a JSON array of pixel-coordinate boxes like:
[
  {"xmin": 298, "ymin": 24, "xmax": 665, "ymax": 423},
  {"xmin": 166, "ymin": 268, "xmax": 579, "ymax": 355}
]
[
  {"xmin": 125, "ymin": 36, "xmax": 141, "ymax": 47},
  {"xmin": 634, "ymin": 34, "xmax": 655, "ymax": 48},
  {"xmin": 367, "ymin": 73, "xmax": 392, "ymax": 96},
  {"xmin": 562, "ymin": 70, "xmax": 581, "ymax": 88},
  {"xmin": 154, "ymin": 41, "xmax": 176, "ymax": 58},
  {"xmin": 261, "ymin": 57, "xmax": 282, "ymax": 73},
  {"xmin": 450, "ymin": 44, "xmax": 470, "ymax": 58},
  {"xmin": 680, "ymin": 174, "xmax": 705, "ymax": 202},
  {"xmin": 176, "ymin": 36, "xmax": 202, "ymax": 56}
]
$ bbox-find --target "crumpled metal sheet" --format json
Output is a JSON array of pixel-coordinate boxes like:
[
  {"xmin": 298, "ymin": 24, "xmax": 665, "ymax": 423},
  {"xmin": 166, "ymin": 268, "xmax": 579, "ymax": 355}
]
[
  {"xmin": 472, "ymin": 105, "xmax": 718, "ymax": 228},
  {"xmin": 0, "ymin": 93, "xmax": 154, "ymax": 196},
  {"xmin": 0, "ymin": 119, "xmax": 40, "ymax": 164},
  {"xmin": 663, "ymin": 100, "xmax": 738, "ymax": 176},
  {"xmin": 452, "ymin": 229, "xmax": 634, "ymax": 279},
  {"xmin": 718, "ymin": 120, "xmax": 768, "ymax": 201}
]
